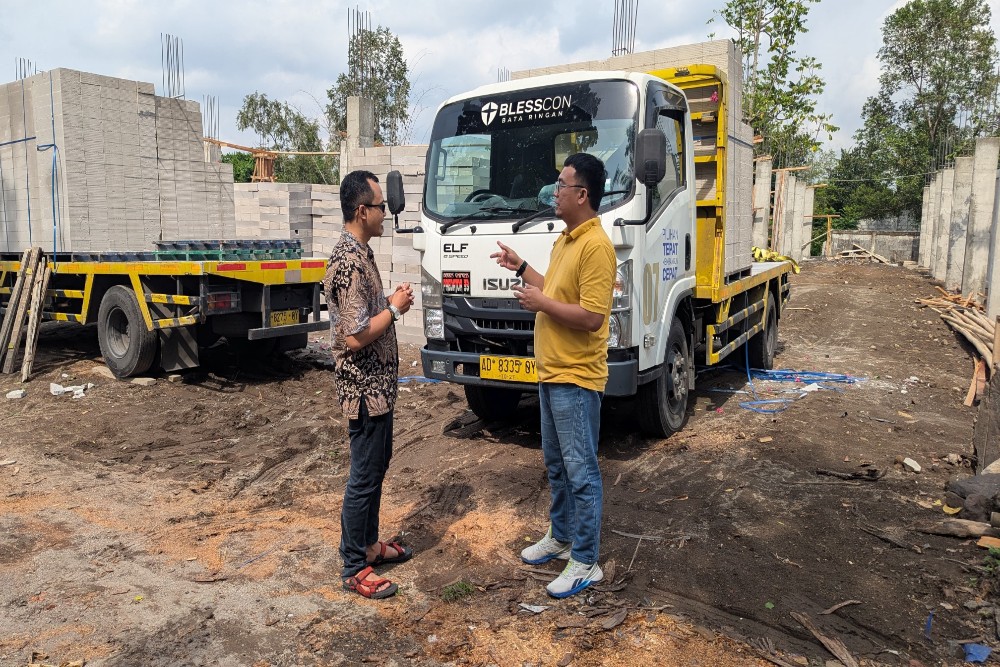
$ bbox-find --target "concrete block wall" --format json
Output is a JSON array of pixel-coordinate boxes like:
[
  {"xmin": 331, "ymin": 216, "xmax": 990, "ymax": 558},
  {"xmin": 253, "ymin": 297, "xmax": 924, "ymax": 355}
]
[
  {"xmin": 233, "ymin": 143, "xmax": 429, "ymax": 344},
  {"xmin": 916, "ymin": 136, "xmax": 1000, "ymax": 319},
  {"xmin": 752, "ymin": 158, "xmax": 772, "ymax": 249},
  {"xmin": 832, "ymin": 231, "xmax": 918, "ymax": 263},
  {"xmin": 0, "ymin": 68, "xmax": 234, "ymax": 253}
]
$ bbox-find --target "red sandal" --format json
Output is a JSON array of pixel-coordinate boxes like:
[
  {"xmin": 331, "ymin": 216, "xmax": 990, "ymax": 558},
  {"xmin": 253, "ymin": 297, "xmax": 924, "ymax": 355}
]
[
  {"xmin": 343, "ymin": 566, "xmax": 398, "ymax": 599},
  {"xmin": 368, "ymin": 540, "xmax": 413, "ymax": 566}
]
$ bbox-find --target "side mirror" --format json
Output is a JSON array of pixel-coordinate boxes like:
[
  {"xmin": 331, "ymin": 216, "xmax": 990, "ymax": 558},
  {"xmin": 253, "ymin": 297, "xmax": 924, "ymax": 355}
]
[
  {"xmin": 386, "ymin": 170, "xmax": 406, "ymax": 215},
  {"xmin": 634, "ymin": 128, "xmax": 666, "ymax": 187},
  {"xmin": 386, "ymin": 169, "xmax": 422, "ymax": 234}
]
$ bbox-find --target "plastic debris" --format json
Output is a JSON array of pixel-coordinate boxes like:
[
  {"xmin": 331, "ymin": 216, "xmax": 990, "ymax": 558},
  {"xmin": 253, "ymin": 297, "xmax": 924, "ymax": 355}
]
[
  {"xmin": 963, "ymin": 643, "xmax": 991, "ymax": 663},
  {"xmin": 518, "ymin": 603, "xmax": 549, "ymax": 614}
]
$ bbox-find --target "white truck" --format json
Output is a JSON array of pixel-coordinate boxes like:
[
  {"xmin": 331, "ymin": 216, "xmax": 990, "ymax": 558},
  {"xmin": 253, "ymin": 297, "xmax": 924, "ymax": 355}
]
[{"xmin": 392, "ymin": 46, "xmax": 793, "ymax": 437}]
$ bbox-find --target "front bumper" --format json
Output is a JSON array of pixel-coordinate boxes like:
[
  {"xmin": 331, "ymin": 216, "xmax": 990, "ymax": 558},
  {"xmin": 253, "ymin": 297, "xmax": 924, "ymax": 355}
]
[{"xmin": 420, "ymin": 347, "xmax": 638, "ymax": 396}]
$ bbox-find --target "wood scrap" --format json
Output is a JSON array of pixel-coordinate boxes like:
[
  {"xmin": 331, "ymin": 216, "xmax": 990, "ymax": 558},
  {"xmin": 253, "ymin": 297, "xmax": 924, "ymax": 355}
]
[
  {"xmin": 21, "ymin": 263, "xmax": 51, "ymax": 382},
  {"xmin": 820, "ymin": 599, "xmax": 862, "ymax": 615},
  {"xmin": 977, "ymin": 536, "xmax": 1000, "ymax": 549},
  {"xmin": 790, "ymin": 611, "xmax": 859, "ymax": 667},
  {"xmin": 965, "ymin": 358, "xmax": 988, "ymax": 407},
  {"xmin": 748, "ymin": 636, "xmax": 800, "ymax": 667},
  {"xmin": 1, "ymin": 247, "xmax": 42, "ymax": 374},
  {"xmin": 915, "ymin": 518, "xmax": 998, "ymax": 538}
]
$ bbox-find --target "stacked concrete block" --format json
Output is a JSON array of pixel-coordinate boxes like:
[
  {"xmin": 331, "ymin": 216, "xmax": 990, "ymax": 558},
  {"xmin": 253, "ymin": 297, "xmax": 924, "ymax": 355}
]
[
  {"xmin": 0, "ymin": 68, "xmax": 234, "ymax": 253},
  {"xmin": 311, "ymin": 185, "xmax": 343, "ymax": 257},
  {"xmin": 513, "ymin": 41, "xmax": 753, "ymax": 274},
  {"xmin": 752, "ymin": 158, "xmax": 772, "ymax": 250}
]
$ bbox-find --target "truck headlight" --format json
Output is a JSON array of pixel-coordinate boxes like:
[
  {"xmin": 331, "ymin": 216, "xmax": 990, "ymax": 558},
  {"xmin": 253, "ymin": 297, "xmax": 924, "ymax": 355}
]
[
  {"xmin": 421, "ymin": 267, "xmax": 442, "ymax": 308},
  {"xmin": 425, "ymin": 308, "xmax": 444, "ymax": 339},
  {"xmin": 613, "ymin": 260, "xmax": 631, "ymax": 310},
  {"xmin": 421, "ymin": 267, "xmax": 444, "ymax": 339},
  {"xmin": 608, "ymin": 312, "xmax": 631, "ymax": 348},
  {"xmin": 608, "ymin": 314, "xmax": 622, "ymax": 348}
]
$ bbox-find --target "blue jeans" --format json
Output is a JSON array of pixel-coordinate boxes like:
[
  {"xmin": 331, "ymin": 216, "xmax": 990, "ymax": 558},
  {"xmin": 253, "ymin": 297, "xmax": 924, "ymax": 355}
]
[
  {"xmin": 340, "ymin": 397, "xmax": 393, "ymax": 578},
  {"xmin": 539, "ymin": 382, "xmax": 604, "ymax": 565}
]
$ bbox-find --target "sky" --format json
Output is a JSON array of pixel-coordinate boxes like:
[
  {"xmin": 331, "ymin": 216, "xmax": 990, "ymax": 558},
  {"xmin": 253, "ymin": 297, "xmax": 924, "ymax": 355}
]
[{"xmin": 2, "ymin": 0, "xmax": 1000, "ymax": 156}]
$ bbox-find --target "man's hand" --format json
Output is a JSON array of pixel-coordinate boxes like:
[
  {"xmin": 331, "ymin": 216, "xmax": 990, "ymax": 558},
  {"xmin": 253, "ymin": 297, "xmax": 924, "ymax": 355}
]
[
  {"xmin": 390, "ymin": 282, "xmax": 414, "ymax": 315},
  {"xmin": 512, "ymin": 283, "xmax": 547, "ymax": 313},
  {"xmin": 490, "ymin": 241, "xmax": 523, "ymax": 273}
]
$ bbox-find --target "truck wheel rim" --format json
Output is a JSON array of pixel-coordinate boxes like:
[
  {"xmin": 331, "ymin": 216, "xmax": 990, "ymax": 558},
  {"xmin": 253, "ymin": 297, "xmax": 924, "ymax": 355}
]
[
  {"xmin": 107, "ymin": 307, "xmax": 131, "ymax": 358},
  {"xmin": 668, "ymin": 347, "xmax": 687, "ymax": 405}
]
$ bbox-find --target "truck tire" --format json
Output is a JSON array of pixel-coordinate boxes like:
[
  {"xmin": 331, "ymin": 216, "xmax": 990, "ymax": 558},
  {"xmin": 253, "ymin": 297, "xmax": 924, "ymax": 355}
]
[
  {"xmin": 464, "ymin": 385, "xmax": 522, "ymax": 422},
  {"xmin": 747, "ymin": 292, "xmax": 777, "ymax": 370},
  {"xmin": 637, "ymin": 317, "xmax": 690, "ymax": 437},
  {"xmin": 98, "ymin": 285, "xmax": 158, "ymax": 378}
]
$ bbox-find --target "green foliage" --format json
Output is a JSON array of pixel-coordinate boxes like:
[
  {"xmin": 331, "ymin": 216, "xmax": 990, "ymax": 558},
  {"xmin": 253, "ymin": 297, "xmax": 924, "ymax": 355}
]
[
  {"xmin": 832, "ymin": 0, "xmax": 1000, "ymax": 223},
  {"xmin": 236, "ymin": 92, "xmax": 337, "ymax": 184},
  {"xmin": 440, "ymin": 581, "xmax": 475, "ymax": 603},
  {"xmin": 325, "ymin": 26, "xmax": 412, "ymax": 146},
  {"xmin": 711, "ymin": 0, "xmax": 837, "ymax": 166},
  {"xmin": 221, "ymin": 151, "xmax": 254, "ymax": 183}
]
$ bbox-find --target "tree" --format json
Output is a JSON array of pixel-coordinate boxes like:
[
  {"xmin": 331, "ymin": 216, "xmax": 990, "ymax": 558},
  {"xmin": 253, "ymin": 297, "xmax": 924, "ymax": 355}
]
[
  {"xmin": 711, "ymin": 0, "xmax": 837, "ymax": 167},
  {"xmin": 325, "ymin": 26, "xmax": 411, "ymax": 146},
  {"xmin": 236, "ymin": 92, "xmax": 337, "ymax": 184},
  {"xmin": 834, "ymin": 0, "xmax": 999, "ymax": 222},
  {"xmin": 221, "ymin": 151, "xmax": 254, "ymax": 183}
]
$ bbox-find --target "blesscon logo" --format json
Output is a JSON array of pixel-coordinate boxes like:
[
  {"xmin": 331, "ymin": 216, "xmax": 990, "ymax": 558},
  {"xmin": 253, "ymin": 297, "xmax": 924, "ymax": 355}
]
[{"xmin": 481, "ymin": 101, "xmax": 499, "ymax": 126}]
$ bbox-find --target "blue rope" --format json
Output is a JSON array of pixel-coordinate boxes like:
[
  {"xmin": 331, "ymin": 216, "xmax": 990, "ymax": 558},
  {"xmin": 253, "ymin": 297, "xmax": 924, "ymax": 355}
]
[
  {"xmin": 0, "ymin": 136, "xmax": 37, "ymax": 149},
  {"xmin": 398, "ymin": 375, "xmax": 441, "ymax": 384}
]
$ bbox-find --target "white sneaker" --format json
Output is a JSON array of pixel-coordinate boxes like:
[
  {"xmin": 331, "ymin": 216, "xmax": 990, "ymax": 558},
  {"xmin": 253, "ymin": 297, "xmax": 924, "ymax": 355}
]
[
  {"xmin": 546, "ymin": 558, "xmax": 604, "ymax": 598},
  {"xmin": 520, "ymin": 526, "xmax": 572, "ymax": 565}
]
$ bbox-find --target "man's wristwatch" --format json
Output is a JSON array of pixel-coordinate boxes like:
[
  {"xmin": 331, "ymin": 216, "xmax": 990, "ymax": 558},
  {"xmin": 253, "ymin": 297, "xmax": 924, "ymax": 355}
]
[{"xmin": 387, "ymin": 304, "xmax": 402, "ymax": 322}]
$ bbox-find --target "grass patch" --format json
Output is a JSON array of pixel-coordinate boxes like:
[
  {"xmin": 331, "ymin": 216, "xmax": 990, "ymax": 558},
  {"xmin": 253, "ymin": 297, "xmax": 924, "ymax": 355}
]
[{"xmin": 441, "ymin": 581, "xmax": 475, "ymax": 602}]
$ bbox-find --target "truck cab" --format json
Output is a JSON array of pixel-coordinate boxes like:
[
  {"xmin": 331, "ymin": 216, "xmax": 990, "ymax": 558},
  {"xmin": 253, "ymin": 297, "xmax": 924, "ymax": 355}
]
[{"xmin": 415, "ymin": 66, "xmax": 789, "ymax": 436}]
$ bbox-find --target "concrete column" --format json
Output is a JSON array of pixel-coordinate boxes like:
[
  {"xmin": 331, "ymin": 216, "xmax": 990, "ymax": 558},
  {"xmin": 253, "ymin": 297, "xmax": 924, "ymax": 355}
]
[
  {"xmin": 789, "ymin": 179, "xmax": 806, "ymax": 261},
  {"xmin": 780, "ymin": 174, "xmax": 798, "ymax": 257},
  {"xmin": 946, "ymin": 157, "xmax": 974, "ymax": 291},
  {"xmin": 934, "ymin": 168, "xmax": 956, "ymax": 281},
  {"xmin": 339, "ymin": 96, "xmax": 375, "ymax": 179},
  {"xmin": 988, "ymin": 171, "xmax": 1000, "ymax": 318},
  {"xmin": 927, "ymin": 172, "xmax": 943, "ymax": 272},
  {"xmin": 802, "ymin": 185, "xmax": 816, "ymax": 259},
  {"xmin": 962, "ymin": 138, "xmax": 1000, "ymax": 298},
  {"xmin": 918, "ymin": 184, "xmax": 931, "ymax": 267},
  {"xmin": 752, "ymin": 157, "xmax": 772, "ymax": 249}
]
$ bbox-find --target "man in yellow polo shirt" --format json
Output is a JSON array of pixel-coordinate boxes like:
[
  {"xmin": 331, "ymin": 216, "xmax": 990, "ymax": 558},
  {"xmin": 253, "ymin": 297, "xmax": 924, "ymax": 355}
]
[{"xmin": 491, "ymin": 152, "xmax": 616, "ymax": 598}]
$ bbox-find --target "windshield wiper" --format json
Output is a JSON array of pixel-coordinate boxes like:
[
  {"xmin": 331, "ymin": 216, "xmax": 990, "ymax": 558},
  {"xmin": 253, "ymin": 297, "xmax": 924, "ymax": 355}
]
[
  {"xmin": 511, "ymin": 207, "xmax": 555, "ymax": 233},
  {"xmin": 440, "ymin": 206, "xmax": 529, "ymax": 234}
]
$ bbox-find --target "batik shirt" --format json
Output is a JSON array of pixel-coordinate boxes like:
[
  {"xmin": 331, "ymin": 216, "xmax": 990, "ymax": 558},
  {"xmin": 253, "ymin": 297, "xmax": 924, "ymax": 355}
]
[{"xmin": 323, "ymin": 230, "xmax": 398, "ymax": 418}]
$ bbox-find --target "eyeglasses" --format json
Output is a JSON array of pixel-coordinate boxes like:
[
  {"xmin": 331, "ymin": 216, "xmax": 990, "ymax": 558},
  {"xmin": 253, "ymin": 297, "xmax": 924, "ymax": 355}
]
[
  {"xmin": 362, "ymin": 202, "xmax": 387, "ymax": 213},
  {"xmin": 554, "ymin": 181, "xmax": 585, "ymax": 193}
]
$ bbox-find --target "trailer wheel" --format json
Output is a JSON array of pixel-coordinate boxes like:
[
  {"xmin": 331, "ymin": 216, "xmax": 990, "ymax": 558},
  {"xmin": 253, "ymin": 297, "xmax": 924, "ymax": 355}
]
[
  {"xmin": 747, "ymin": 292, "xmax": 777, "ymax": 370},
  {"xmin": 637, "ymin": 318, "xmax": 690, "ymax": 437},
  {"xmin": 98, "ymin": 285, "xmax": 158, "ymax": 378},
  {"xmin": 464, "ymin": 385, "xmax": 522, "ymax": 422}
]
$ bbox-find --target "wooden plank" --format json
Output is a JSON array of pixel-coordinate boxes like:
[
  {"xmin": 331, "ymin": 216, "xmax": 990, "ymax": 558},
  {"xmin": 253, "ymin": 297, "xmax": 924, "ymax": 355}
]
[
  {"xmin": 0, "ymin": 249, "xmax": 34, "ymax": 369},
  {"xmin": 21, "ymin": 264, "xmax": 52, "ymax": 382},
  {"xmin": 1, "ymin": 248, "xmax": 42, "ymax": 374}
]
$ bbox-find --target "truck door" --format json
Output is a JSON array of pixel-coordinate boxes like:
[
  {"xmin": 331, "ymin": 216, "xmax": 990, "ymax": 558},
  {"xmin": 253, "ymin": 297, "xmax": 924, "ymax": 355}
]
[{"xmin": 640, "ymin": 82, "xmax": 693, "ymax": 372}]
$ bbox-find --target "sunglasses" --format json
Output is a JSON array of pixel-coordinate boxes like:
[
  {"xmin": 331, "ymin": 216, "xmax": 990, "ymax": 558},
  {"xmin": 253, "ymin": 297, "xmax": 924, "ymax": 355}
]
[{"xmin": 363, "ymin": 202, "xmax": 387, "ymax": 213}]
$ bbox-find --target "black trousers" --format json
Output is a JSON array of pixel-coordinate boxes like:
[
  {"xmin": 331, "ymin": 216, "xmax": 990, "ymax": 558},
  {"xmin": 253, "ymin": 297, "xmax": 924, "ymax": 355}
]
[{"xmin": 340, "ymin": 397, "xmax": 394, "ymax": 578}]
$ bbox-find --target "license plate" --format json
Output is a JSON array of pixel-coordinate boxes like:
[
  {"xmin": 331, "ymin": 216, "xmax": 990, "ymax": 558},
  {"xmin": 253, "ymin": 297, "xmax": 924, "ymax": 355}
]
[
  {"xmin": 479, "ymin": 354, "xmax": 538, "ymax": 383},
  {"xmin": 270, "ymin": 309, "xmax": 300, "ymax": 327}
]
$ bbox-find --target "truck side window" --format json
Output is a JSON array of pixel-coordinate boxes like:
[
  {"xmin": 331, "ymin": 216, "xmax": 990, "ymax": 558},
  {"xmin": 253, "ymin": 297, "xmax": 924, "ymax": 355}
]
[{"xmin": 645, "ymin": 82, "xmax": 686, "ymax": 212}]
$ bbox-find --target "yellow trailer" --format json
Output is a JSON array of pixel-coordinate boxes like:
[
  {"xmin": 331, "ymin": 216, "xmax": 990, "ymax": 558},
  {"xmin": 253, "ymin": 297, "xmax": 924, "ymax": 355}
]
[{"xmin": 0, "ymin": 242, "xmax": 327, "ymax": 377}]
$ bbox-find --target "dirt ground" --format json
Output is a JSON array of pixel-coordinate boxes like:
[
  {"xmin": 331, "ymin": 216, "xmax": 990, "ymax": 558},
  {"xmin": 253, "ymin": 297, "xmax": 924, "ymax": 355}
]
[{"xmin": 1, "ymin": 261, "xmax": 997, "ymax": 666}]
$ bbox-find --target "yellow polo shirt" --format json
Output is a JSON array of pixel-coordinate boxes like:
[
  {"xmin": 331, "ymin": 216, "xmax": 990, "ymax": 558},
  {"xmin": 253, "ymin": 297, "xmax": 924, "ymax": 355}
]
[{"xmin": 535, "ymin": 217, "xmax": 617, "ymax": 391}]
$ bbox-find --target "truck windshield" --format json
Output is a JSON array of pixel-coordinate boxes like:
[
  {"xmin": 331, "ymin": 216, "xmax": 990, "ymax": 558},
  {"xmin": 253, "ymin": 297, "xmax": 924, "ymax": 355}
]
[{"xmin": 424, "ymin": 80, "xmax": 638, "ymax": 222}]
